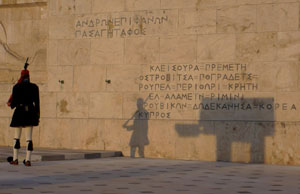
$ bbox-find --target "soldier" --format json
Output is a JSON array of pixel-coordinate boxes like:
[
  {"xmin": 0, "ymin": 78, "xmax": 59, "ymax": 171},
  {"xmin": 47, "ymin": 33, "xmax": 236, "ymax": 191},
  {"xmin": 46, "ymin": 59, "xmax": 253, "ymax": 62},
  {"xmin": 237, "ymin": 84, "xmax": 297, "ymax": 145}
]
[{"xmin": 7, "ymin": 61, "xmax": 40, "ymax": 167}]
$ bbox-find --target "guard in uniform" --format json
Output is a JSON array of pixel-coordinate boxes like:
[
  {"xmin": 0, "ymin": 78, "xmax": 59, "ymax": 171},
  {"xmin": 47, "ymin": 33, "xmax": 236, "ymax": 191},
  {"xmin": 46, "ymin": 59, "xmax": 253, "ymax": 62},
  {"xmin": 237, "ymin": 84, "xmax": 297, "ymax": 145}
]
[{"xmin": 7, "ymin": 62, "xmax": 40, "ymax": 167}]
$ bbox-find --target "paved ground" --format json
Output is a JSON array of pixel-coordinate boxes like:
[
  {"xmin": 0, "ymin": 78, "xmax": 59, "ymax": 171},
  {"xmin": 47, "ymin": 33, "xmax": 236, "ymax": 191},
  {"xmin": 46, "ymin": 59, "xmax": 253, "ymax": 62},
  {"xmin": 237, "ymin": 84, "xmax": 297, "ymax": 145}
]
[{"xmin": 0, "ymin": 156, "xmax": 300, "ymax": 194}]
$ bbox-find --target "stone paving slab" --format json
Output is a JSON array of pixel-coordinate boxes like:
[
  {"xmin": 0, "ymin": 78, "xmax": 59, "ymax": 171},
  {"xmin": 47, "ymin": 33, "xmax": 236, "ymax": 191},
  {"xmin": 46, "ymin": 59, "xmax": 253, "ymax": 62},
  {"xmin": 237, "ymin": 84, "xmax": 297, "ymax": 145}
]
[
  {"xmin": 0, "ymin": 157, "xmax": 300, "ymax": 194},
  {"xmin": 0, "ymin": 146, "xmax": 123, "ymax": 162}
]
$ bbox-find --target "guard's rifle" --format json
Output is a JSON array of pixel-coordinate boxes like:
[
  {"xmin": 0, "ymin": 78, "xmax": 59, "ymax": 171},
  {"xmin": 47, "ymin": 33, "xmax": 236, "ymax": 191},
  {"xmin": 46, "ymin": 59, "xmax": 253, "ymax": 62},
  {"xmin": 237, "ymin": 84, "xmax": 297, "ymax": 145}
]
[{"xmin": 24, "ymin": 57, "xmax": 29, "ymax": 69}]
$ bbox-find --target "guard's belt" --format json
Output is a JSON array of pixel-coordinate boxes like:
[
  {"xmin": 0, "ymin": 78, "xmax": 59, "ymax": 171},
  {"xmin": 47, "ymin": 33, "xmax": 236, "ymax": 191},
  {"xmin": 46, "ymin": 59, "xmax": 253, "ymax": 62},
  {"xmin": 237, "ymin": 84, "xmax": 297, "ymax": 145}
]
[{"xmin": 17, "ymin": 104, "xmax": 32, "ymax": 111}]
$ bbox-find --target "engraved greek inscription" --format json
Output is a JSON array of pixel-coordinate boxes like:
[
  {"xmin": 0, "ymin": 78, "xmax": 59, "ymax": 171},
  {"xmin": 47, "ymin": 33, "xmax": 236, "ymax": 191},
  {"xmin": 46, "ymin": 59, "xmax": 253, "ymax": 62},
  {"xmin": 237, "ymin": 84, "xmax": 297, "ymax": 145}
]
[
  {"xmin": 138, "ymin": 63, "xmax": 295, "ymax": 119},
  {"xmin": 75, "ymin": 12, "xmax": 170, "ymax": 39}
]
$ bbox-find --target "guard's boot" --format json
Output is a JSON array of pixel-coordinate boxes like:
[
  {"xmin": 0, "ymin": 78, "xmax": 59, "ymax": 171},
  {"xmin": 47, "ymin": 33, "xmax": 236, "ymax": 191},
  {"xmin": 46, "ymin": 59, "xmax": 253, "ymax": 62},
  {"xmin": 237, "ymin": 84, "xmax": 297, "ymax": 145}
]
[
  {"xmin": 23, "ymin": 160, "xmax": 31, "ymax": 167},
  {"xmin": 7, "ymin": 157, "xmax": 18, "ymax": 165}
]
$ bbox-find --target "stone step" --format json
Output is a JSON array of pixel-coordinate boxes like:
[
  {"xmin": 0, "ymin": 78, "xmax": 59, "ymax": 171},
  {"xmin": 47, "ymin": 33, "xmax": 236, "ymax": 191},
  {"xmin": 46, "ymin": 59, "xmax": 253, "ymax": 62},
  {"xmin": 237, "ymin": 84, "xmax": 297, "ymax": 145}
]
[{"xmin": 0, "ymin": 146, "xmax": 123, "ymax": 162}]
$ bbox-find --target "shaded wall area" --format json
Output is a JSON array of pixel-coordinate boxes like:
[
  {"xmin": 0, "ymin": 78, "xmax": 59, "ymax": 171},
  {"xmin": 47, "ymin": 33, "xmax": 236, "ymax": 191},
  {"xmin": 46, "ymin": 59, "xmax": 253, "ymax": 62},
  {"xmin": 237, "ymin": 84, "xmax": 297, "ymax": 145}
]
[{"xmin": 176, "ymin": 98, "xmax": 275, "ymax": 163}]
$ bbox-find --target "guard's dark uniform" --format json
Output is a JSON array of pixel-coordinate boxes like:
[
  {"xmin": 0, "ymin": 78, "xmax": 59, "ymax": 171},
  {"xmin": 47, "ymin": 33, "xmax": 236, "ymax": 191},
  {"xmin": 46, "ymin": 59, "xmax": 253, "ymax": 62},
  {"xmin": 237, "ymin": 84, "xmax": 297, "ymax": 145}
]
[{"xmin": 10, "ymin": 81, "xmax": 40, "ymax": 127}]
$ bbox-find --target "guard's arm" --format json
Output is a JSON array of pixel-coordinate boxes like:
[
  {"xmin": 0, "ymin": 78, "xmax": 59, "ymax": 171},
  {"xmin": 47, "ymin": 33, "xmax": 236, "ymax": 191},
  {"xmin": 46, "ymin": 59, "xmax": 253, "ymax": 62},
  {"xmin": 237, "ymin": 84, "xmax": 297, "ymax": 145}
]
[
  {"xmin": 9, "ymin": 86, "xmax": 17, "ymax": 109},
  {"xmin": 34, "ymin": 86, "xmax": 40, "ymax": 119}
]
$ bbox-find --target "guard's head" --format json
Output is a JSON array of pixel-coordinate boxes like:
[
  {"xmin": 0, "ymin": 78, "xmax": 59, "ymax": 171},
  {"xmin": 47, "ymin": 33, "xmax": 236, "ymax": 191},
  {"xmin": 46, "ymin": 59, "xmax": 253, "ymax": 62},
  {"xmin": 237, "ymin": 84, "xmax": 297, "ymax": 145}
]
[
  {"xmin": 19, "ymin": 60, "xmax": 30, "ymax": 82},
  {"xmin": 20, "ymin": 69, "xmax": 30, "ymax": 82}
]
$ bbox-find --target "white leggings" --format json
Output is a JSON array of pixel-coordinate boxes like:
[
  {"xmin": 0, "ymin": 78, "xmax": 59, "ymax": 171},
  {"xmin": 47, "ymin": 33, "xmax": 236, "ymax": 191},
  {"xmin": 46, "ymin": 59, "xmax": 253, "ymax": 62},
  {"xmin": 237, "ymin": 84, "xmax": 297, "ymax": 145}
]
[
  {"xmin": 14, "ymin": 127, "xmax": 33, "ymax": 141},
  {"xmin": 13, "ymin": 127, "xmax": 33, "ymax": 161}
]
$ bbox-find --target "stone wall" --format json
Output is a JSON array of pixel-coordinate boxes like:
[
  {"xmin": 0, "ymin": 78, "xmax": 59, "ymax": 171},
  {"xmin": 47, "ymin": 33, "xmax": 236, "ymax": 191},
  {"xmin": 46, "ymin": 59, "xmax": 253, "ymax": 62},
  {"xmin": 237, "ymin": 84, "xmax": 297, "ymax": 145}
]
[{"xmin": 1, "ymin": 0, "xmax": 300, "ymax": 165}]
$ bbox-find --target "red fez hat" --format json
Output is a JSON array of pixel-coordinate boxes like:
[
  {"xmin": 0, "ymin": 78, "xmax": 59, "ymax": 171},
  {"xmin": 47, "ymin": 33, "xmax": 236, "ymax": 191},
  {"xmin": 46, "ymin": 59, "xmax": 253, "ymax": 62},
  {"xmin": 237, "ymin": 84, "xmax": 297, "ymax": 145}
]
[
  {"xmin": 18, "ymin": 63, "xmax": 30, "ymax": 83},
  {"xmin": 21, "ymin": 69, "xmax": 29, "ymax": 77}
]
